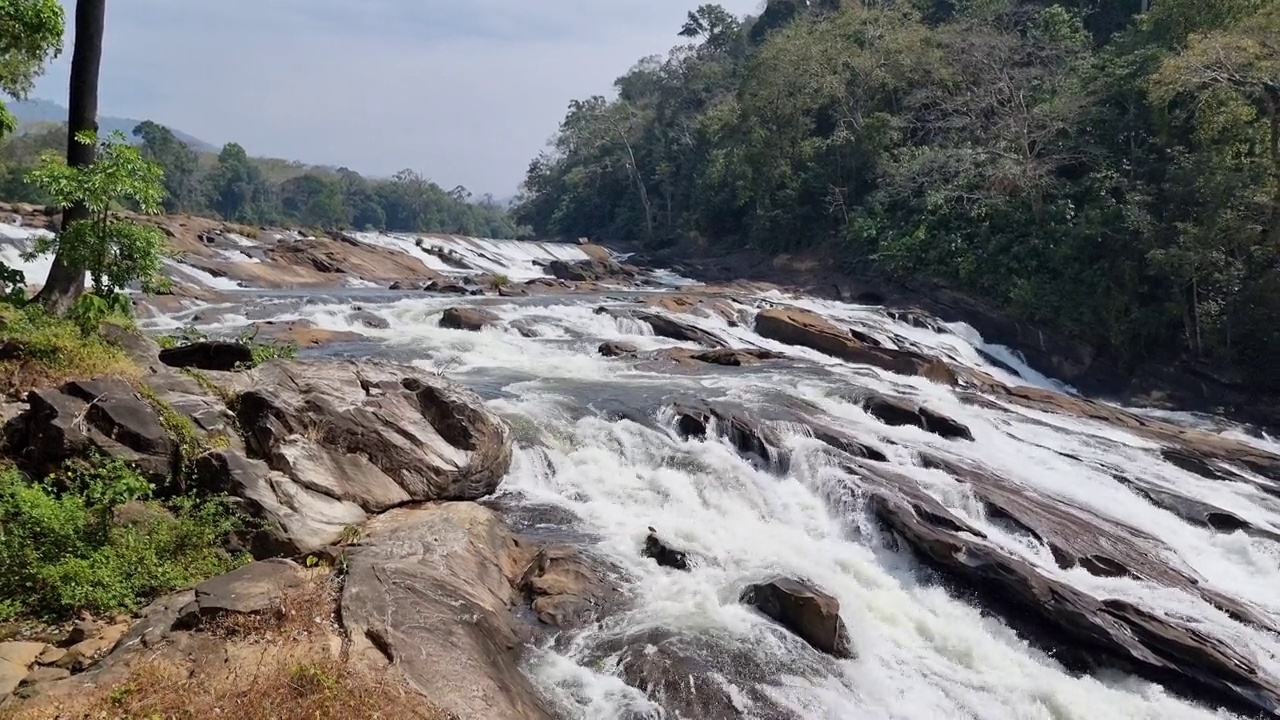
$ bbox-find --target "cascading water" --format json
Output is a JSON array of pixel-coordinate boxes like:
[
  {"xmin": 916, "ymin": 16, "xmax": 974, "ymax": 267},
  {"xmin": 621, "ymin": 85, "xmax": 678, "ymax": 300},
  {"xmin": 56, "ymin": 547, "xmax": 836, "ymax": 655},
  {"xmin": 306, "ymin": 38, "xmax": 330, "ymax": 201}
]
[{"xmin": 113, "ymin": 236, "xmax": 1280, "ymax": 718}]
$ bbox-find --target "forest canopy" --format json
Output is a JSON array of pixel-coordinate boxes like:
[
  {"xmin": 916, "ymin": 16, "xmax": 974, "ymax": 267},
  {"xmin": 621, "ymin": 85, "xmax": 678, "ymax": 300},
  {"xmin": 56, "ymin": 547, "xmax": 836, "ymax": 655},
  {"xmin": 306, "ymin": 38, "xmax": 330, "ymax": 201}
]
[
  {"xmin": 0, "ymin": 120, "xmax": 524, "ymax": 239},
  {"xmin": 515, "ymin": 0, "xmax": 1280, "ymax": 388}
]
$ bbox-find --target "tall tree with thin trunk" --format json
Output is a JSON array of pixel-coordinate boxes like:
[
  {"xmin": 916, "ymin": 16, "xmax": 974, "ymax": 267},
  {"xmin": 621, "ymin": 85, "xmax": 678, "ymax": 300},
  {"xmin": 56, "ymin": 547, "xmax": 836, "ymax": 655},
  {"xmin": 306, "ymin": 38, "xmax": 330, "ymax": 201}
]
[{"xmin": 35, "ymin": 0, "xmax": 106, "ymax": 314}]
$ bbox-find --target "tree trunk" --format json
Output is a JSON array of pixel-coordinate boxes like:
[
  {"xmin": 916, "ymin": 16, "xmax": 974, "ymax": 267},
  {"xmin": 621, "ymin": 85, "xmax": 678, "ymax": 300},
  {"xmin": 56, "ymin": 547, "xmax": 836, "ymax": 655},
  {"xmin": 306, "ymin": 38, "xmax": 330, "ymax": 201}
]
[{"xmin": 35, "ymin": 0, "xmax": 106, "ymax": 314}]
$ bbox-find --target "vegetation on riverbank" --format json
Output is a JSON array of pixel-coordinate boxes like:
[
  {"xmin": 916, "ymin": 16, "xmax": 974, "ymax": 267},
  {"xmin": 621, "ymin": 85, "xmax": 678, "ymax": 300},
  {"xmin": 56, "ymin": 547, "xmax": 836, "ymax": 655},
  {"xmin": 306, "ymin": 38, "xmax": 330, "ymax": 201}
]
[
  {"xmin": 0, "ymin": 117, "xmax": 524, "ymax": 239},
  {"xmin": 516, "ymin": 0, "xmax": 1280, "ymax": 389}
]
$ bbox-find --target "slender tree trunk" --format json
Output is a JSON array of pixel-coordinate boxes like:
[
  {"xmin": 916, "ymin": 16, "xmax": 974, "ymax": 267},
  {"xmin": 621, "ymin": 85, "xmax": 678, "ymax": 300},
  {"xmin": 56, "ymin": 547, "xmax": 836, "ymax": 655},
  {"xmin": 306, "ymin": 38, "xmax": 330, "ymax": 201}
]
[{"xmin": 35, "ymin": 0, "xmax": 106, "ymax": 314}]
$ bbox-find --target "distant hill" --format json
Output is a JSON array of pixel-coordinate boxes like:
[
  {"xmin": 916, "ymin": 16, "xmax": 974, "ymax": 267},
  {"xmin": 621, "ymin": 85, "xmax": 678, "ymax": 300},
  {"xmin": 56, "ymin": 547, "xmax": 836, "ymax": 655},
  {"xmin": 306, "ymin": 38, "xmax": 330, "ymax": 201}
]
[{"xmin": 8, "ymin": 98, "xmax": 218, "ymax": 152}]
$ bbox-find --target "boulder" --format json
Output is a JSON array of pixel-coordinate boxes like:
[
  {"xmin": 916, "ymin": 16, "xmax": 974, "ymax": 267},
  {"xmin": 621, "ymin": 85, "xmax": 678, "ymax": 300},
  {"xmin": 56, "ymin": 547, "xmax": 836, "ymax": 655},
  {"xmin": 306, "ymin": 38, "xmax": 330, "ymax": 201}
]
[
  {"xmin": 690, "ymin": 348, "xmax": 784, "ymax": 366},
  {"xmin": 854, "ymin": 455, "xmax": 1280, "ymax": 717},
  {"xmin": 175, "ymin": 559, "xmax": 305, "ymax": 629},
  {"xmin": 213, "ymin": 360, "xmax": 511, "ymax": 554},
  {"xmin": 740, "ymin": 578, "xmax": 854, "ymax": 659},
  {"xmin": 341, "ymin": 503, "xmax": 554, "ymax": 720},
  {"xmin": 158, "ymin": 340, "xmax": 254, "ymax": 371},
  {"xmin": 440, "ymin": 306, "xmax": 499, "ymax": 331},
  {"xmin": 0, "ymin": 642, "xmax": 46, "ymax": 696},
  {"xmin": 755, "ymin": 308, "xmax": 956, "ymax": 384},
  {"xmin": 19, "ymin": 377, "xmax": 173, "ymax": 480},
  {"xmin": 347, "ymin": 310, "xmax": 391, "ymax": 330},
  {"xmin": 598, "ymin": 340, "xmax": 638, "ymax": 357},
  {"xmin": 636, "ymin": 312, "xmax": 727, "ymax": 348},
  {"xmin": 642, "ymin": 527, "xmax": 690, "ymax": 571},
  {"xmin": 52, "ymin": 623, "xmax": 129, "ymax": 672},
  {"xmin": 518, "ymin": 546, "xmax": 623, "ymax": 628},
  {"xmin": 671, "ymin": 400, "xmax": 785, "ymax": 469},
  {"xmin": 861, "ymin": 395, "xmax": 973, "ymax": 441},
  {"xmin": 608, "ymin": 629, "xmax": 803, "ymax": 720}
]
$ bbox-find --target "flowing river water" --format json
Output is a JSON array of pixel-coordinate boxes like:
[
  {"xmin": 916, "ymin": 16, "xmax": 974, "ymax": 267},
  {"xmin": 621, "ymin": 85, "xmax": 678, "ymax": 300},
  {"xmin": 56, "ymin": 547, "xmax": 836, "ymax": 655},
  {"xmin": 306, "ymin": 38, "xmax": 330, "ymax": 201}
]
[{"xmin": 5, "ymin": 221, "xmax": 1280, "ymax": 719}]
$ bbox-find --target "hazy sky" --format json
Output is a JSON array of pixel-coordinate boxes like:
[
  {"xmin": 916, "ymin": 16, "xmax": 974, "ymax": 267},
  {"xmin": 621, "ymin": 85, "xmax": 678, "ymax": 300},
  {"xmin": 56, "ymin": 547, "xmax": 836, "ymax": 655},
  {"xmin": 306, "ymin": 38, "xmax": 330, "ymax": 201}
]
[{"xmin": 29, "ymin": 0, "xmax": 763, "ymax": 197}]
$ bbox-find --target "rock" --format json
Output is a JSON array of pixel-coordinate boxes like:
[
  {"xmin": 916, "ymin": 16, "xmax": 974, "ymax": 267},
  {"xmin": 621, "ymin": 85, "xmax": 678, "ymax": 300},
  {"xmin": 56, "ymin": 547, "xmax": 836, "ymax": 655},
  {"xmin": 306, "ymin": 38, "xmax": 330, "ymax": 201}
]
[
  {"xmin": 251, "ymin": 320, "xmax": 365, "ymax": 347},
  {"xmin": 341, "ymin": 503, "xmax": 555, "ymax": 720},
  {"xmin": 609, "ymin": 629, "xmax": 803, "ymax": 720},
  {"xmin": 577, "ymin": 236, "xmax": 590, "ymax": 245},
  {"xmin": 176, "ymin": 559, "xmax": 304, "ymax": 629},
  {"xmin": 210, "ymin": 360, "xmax": 511, "ymax": 554},
  {"xmin": 598, "ymin": 340, "xmax": 638, "ymax": 357},
  {"xmin": 854, "ymin": 455, "xmax": 1280, "ymax": 717},
  {"xmin": 33, "ymin": 647, "xmax": 64, "ymax": 667},
  {"xmin": 636, "ymin": 311, "xmax": 727, "ymax": 348},
  {"xmin": 19, "ymin": 666, "xmax": 70, "ymax": 686},
  {"xmin": 107, "ymin": 590, "xmax": 195, "ymax": 659},
  {"xmin": 347, "ymin": 310, "xmax": 390, "ymax": 330},
  {"xmin": 158, "ymin": 340, "xmax": 253, "ymax": 371},
  {"xmin": 861, "ymin": 395, "xmax": 973, "ymax": 441},
  {"xmin": 0, "ymin": 642, "xmax": 46, "ymax": 696},
  {"xmin": 388, "ymin": 280, "xmax": 421, "ymax": 291},
  {"xmin": 266, "ymin": 236, "xmax": 441, "ymax": 286},
  {"xmin": 54, "ymin": 623, "xmax": 129, "ymax": 672},
  {"xmin": 755, "ymin": 308, "xmax": 956, "ymax": 384},
  {"xmin": 426, "ymin": 281, "xmax": 473, "ymax": 295},
  {"xmin": 690, "ymin": 348, "xmax": 784, "ymax": 366},
  {"xmin": 518, "ymin": 546, "xmax": 622, "ymax": 628},
  {"xmin": 99, "ymin": 323, "xmax": 161, "ymax": 367},
  {"xmin": 740, "ymin": 578, "xmax": 854, "ymax": 659},
  {"xmin": 671, "ymin": 400, "xmax": 785, "ymax": 468},
  {"xmin": 20, "ymin": 377, "xmax": 173, "ymax": 480},
  {"xmin": 63, "ymin": 620, "xmax": 101, "ymax": 647},
  {"xmin": 509, "ymin": 319, "xmax": 541, "ymax": 338},
  {"xmin": 642, "ymin": 528, "xmax": 690, "ymax": 571},
  {"xmin": 439, "ymin": 306, "xmax": 499, "ymax": 331}
]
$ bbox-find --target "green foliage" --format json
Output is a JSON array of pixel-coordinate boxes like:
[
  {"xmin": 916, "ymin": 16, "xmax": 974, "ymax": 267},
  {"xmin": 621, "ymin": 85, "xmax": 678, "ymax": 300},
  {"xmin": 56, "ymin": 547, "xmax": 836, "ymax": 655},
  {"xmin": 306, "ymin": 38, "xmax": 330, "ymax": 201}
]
[
  {"xmin": 516, "ymin": 0, "xmax": 1280, "ymax": 387},
  {"xmin": 0, "ymin": 303, "xmax": 137, "ymax": 390},
  {"xmin": 24, "ymin": 130, "xmax": 170, "ymax": 294},
  {"xmin": 0, "ymin": 0, "xmax": 65, "ymax": 137},
  {"xmin": 0, "ymin": 460, "xmax": 245, "ymax": 620}
]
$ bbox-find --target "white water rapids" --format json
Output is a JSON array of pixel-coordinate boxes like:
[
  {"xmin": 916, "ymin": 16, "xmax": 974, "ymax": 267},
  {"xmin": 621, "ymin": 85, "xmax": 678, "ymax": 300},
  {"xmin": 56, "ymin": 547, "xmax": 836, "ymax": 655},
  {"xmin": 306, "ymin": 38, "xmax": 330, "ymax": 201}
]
[
  {"xmin": 3, "ymin": 217, "xmax": 1277, "ymax": 718},
  {"xmin": 135, "ymin": 284, "xmax": 1280, "ymax": 720}
]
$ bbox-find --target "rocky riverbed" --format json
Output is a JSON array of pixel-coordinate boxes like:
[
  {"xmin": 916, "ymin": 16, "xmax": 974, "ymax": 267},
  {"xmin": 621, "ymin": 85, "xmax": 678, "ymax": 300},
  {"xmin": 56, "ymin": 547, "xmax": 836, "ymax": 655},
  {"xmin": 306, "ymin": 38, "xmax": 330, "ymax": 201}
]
[{"xmin": 1, "ymin": 211, "xmax": 1279, "ymax": 719}]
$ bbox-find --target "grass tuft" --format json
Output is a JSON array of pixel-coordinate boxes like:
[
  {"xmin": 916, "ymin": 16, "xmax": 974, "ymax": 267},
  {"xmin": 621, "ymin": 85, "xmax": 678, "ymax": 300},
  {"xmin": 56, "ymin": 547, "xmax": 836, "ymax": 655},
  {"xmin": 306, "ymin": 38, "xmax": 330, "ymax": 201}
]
[{"xmin": 0, "ymin": 304, "xmax": 137, "ymax": 393}]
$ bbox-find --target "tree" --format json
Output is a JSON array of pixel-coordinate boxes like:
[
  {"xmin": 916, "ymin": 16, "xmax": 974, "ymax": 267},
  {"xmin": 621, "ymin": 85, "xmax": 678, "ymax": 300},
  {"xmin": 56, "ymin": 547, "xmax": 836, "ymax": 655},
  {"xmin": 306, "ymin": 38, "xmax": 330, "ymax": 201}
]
[
  {"xmin": 133, "ymin": 120, "xmax": 199, "ymax": 212},
  {"xmin": 35, "ymin": 0, "xmax": 105, "ymax": 314},
  {"xmin": 24, "ymin": 130, "xmax": 168, "ymax": 301},
  {"xmin": 0, "ymin": 0, "xmax": 65, "ymax": 138},
  {"xmin": 205, "ymin": 143, "xmax": 272, "ymax": 223}
]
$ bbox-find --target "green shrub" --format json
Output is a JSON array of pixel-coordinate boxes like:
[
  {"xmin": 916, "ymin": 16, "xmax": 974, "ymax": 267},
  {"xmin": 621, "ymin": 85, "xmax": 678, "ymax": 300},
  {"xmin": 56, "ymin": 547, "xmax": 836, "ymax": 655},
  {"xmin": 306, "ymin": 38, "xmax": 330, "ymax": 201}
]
[
  {"xmin": 0, "ymin": 459, "xmax": 247, "ymax": 621},
  {"xmin": 0, "ymin": 303, "xmax": 137, "ymax": 391}
]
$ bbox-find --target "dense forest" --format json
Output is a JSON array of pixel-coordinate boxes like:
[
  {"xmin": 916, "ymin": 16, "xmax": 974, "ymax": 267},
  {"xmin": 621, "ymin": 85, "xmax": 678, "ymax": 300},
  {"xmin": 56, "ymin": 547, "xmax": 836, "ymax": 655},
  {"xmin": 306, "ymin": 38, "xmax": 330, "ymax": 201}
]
[
  {"xmin": 0, "ymin": 121, "xmax": 524, "ymax": 238},
  {"xmin": 516, "ymin": 0, "xmax": 1280, "ymax": 388}
]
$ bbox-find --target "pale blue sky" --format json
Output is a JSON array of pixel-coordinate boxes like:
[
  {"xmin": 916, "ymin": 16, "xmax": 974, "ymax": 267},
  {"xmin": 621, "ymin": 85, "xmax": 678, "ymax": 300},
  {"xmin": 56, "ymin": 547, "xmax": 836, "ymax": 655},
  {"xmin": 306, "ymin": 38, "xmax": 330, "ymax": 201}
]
[{"xmin": 30, "ymin": 0, "xmax": 762, "ymax": 196}]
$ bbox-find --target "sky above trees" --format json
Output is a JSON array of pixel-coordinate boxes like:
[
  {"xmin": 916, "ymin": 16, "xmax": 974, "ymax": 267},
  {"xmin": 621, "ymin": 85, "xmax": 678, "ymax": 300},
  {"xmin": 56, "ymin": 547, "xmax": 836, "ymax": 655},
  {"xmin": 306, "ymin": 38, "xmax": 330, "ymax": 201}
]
[{"xmin": 26, "ymin": 0, "xmax": 762, "ymax": 196}]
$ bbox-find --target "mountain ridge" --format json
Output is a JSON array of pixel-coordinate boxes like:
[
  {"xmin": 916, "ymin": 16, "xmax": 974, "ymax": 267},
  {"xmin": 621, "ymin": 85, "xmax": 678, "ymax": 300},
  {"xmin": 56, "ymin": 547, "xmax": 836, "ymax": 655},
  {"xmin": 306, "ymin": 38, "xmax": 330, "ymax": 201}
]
[{"xmin": 8, "ymin": 98, "xmax": 217, "ymax": 152}]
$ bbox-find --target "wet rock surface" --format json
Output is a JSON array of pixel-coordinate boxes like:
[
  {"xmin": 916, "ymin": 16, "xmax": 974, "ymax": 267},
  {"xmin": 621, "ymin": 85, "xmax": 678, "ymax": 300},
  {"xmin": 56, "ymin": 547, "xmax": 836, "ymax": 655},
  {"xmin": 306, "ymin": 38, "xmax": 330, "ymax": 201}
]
[
  {"xmin": 158, "ymin": 340, "xmax": 253, "ymax": 371},
  {"xmin": 740, "ymin": 577, "xmax": 854, "ymax": 659},
  {"xmin": 642, "ymin": 528, "xmax": 691, "ymax": 571},
  {"xmin": 440, "ymin": 306, "xmax": 499, "ymax": 331}
]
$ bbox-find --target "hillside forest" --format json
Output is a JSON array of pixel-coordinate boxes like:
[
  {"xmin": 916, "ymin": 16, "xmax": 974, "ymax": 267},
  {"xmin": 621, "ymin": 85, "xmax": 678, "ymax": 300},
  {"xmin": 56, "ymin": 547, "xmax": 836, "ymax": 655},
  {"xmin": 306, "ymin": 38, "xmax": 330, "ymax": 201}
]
[
  {"xmin": 0, "ymin": 121, "xmax": 523, "ymax": 238},
  {"xmin": 515, "ymin": 0, "xmax": 1280, "ymax": 389}
]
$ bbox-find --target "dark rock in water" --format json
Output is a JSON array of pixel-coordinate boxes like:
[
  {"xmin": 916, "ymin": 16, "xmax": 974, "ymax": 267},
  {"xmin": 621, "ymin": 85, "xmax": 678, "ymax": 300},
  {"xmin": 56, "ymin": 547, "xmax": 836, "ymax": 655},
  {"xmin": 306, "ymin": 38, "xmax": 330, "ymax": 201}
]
[
  {"xmin": 347, "ymin": 310, "xmax": 390, "ymax": 330},
  {"xmin": 690, "ymin": 348, "xmax": 785, "ymax": 366},
  {"xmin": 498, "ymin": 286, "xmax": 529, "ymax": 297},
  {"xmin": 388, "ymin": 280, "xmax": 421, "ymax": 291},
  {"xmin": 740, "ymin": 577, "xmax": 854, "ymax": 659},
  {"xmin": 440, "ymin": 306, "xmax": 499, "ymax": 331},
  {"xmin": 608, "ymin": 628, "xmax": 804, "ymax": 720},
  {"xmin": 887, "ymin": 308, "xmax": 950, "ymax": 334},
  {"xmin": 671, "ymin": 400, "xmax": 784, "ymax": 468},
  {"xmin": 636, "ymin": 311, "xmax": 728, "ymax": 348},
  {"xmin": 755, "ymin": 308, "xmax": 956, "ymax": 384},
  {"xmin": 20, "ymin": 377, "xmax": 173, "ymax": 480},
  {"xmin": 861, "ymin": 395, "xmax": 974, "ymax": 441},
  {"xmin": 175, "ymin": 558, "xmax": 304, "ymax": 629},
  {"xmin": 643, "ymin": 528, "xmax": 690, "ymax": 571},
  {"xmin": 158, "ymin": 340, "xmax": 253, "ymax": 372},
  {"xmin": 976, "ymin": 348, "xmax": 1022, "ymax": 378},
  {"xmin": 425, "ymin": 281, "xmax": 472, "ymax": 295},
  {"xmin": 510, "ymin": 319, "xmax": 542, "ymax": 338},
  {"xmin": 599, "ymin": 341, "xmax": 639, "ymax": 357},
  {"xmin": 518, "ymin": 545, "xmax": 623, "ymax": 628},
  {"xmin": 857, "ymin": 455, "xmax": 1280, "ymax": 717}
]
